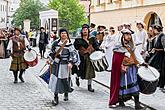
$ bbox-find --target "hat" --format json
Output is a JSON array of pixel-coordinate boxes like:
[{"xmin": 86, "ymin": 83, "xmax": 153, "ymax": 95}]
[
  {"xmin": 82, "ymin": 24, "xmax": 89, "ymax": 29},
  {"xmin": 121, "ymin": 29, "xmax": 133, "ymax": 34},
  {"xmin": 14, "ymin": 27, "xmax": 21, "ymax": 32},
  {"xmin": 40, "ymin": 27, "xmax": 45, "ymax": 30},
  {"xmin": 151, "ymin": 24, "xmax": 163, "ymax": 30},
  {"xmin": 123, "ymin": 22, "xmax": 131, "ymax": 26},
  {"xmin": 136, "ymin": 20, "xmax": 146, "ymax": 26},
  {"xmin": 90, "ymin": 23, "xmax": 96, "ymax": 28},
  {"xmin": 98, "ymin": 25, "xmax": 106, "ymax": 29},
  {"xmin": 59, "ymin": 28, "xmax": 68, "ymax": 34}
]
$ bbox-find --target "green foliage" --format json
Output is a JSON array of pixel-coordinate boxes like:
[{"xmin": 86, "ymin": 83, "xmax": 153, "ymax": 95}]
[
  {"xmin": 12, "ymin": 0, "xmax": 46, "ymax": 30},
  {"xmin": 48, "ymin": 0, "xmax": 88, "ymax": 32}
]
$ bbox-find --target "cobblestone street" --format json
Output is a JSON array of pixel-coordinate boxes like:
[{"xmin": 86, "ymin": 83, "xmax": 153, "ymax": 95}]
[
  {"xmin": 0, "ymin": 47, "xmax": 164, "ymax": 110},
  {"xmin": 0, "ymin": 57, "xmax": 113, "ymax": 110}
]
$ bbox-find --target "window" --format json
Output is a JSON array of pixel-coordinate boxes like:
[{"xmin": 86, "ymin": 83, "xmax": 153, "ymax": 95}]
[
  {"xmin": 108, "ymin": 0, "xmax": 113, "ymax": 3},
  {"xmin": 3, "ymin": 5, "xmax": 4, "ymax": 12},
  {"xmin": 97, "ymin": 0, "xmax": 100, "ymax": 5}
]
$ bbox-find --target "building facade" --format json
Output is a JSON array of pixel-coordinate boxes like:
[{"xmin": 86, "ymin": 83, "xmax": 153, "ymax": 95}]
[
  {"xmin": 79, "ymin": 0, "xmax": 90, "ymax": 19},
  {"xmin": 0, "ymin": 0, "xmax": 20, "ymax": 29},
  {"xmin": 0, "ymin": 0, "xmax": 7, "ymax": 28},
  {"xmin": 90, "ymin": 0, "xmax": 165, "ymax": 31}
]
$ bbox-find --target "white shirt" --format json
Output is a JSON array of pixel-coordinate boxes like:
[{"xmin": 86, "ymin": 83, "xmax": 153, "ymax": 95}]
[{"xmin": 136, "ymin": 29, "xmax": 148, "ymax": 50}]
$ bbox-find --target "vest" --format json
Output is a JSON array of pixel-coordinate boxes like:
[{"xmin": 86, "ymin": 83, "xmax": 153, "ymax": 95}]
[{"xmin": 12, "ymin": 36, "xmax": 25, "ymax": 57}]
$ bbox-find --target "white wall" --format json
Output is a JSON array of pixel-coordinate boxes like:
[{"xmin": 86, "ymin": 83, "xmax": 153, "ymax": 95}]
[{"xmin": 0, "ymin": 0, "xmax": 7, "ymax": 28}]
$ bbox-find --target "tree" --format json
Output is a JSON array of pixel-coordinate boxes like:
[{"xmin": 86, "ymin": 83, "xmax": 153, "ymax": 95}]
[
  {"xmin": 49, "ymin": 0, "xmax": 87, "ymax": 32},
  {"xmin": 12, "ymin": 0, "xmax": 46, "ymax": 29}
]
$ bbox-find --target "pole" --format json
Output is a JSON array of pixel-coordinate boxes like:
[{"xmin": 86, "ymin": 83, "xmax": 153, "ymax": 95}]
[
  {"xmin": 88, "ymin": 0, "xmax": 91, "ymax": 24},
  {"xmin": 4, "ymin": 0, "xmax": 9, "ymax": 29}
]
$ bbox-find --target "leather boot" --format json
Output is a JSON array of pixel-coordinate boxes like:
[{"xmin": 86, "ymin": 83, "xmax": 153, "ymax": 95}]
[
  {"xmin": 52, "ymin": 94, "xmax": 58, "ymax": 106},
  {"xmin": 13, "ymin": 71, "xmax": 18, "ymax": 83},
  {"xmin": 119, "ymin": 101, "xmax": 125, "ymax": 107},
  {"xmin": 19, "ymin": 70, "xmax": 24, "ymax": 83},
  {"xmin": 64, "ymin": 93, "xmax": 68, "ymax": 101},
  {"xmin": 118, "ymin": 97, "xmax": 125, "ymax": 107},
  {"xmin": 134, "ymin": 95, "xmax": 143, "ymax": 110},
  {"xmin": 76, "ymin": 77, "xmax": 80, "ymax": 87},
  {"xmin": 88, "ymin": 85, "xmax": 94, "ymax": 92}
]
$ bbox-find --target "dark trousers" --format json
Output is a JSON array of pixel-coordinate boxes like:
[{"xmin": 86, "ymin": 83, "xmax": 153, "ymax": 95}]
[
  {"xmin": 13, "ymin": 70, "xmax": 25, "ymax": 81},
  {"xmin": 39, "ymin": 43, "xmax": 46, "ymax": 58}
]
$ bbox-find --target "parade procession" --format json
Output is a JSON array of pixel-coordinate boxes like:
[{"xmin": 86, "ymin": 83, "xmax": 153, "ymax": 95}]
[{"xmin": 0, "ymin": 0, "xmax": 165, "ymax": 110}]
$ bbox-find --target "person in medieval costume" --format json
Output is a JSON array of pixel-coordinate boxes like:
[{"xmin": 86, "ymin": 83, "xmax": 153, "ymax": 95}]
[
  {"xmin": 0, "ymin": 29, "xmax": 6, "ymax": 58},
  {"xmin": 7, "ymin": 27, "xmax": 31, "ymax": 83},
  {"xmin": 38, "ymin": 27, "xmax": 48, "ymax": 59},
  {"xmin": 109, "ymin": 29, "xmax": 148, "ymax": 109},
  {"xmin": 136, "ymin": 21, "xmax": 148, "ymax": 56},
  {"xmin": 100, "ymin": 27, "xmax": 115, "ymax": 71},
  {"xmin": 148, "ymin": 24, "xmax": 165, "ymax": 92},
  {"xmin": 145, "ymin": 27, "xmax": 156, "ymax": 62},
  {"xmin": 74, "ymin": 24, "xmax": 100, "ymax": 92},
  {"xmin": 48, "ymin": 28, "xmax": 78, "ymax": 106}
]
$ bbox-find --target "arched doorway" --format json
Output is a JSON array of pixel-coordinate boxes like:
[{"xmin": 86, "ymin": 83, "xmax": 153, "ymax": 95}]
[{"xmin": 144, "ymin": 12, "xmax": 162, "ymax": 30}]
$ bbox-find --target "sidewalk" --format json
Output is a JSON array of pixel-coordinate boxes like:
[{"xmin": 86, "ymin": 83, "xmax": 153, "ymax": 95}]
[{"xmin": 95, "ymin": 71, "xmax": 165, "ymax": 110}]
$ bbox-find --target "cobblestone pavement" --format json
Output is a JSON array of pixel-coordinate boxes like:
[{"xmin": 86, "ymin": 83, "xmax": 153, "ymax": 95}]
[
  {"xmin": 1, "ymin": 45, "xmax": 164, "ymax": 110},
  {"xmin": 0, "ymin": 57, "xmax": 127, "ymax": 110}
]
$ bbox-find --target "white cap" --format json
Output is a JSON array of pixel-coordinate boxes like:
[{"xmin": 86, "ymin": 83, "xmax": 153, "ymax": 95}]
[
  {"xmin": 136, "ymin": 20, "xmax": 146, "ymax": 26},
  {"xmin": 121, "ymin": 29, "xmax": 132, "ymax": 34}
]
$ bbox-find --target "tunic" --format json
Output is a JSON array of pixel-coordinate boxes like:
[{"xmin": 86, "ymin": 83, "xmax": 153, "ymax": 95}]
[
  {"xmin": 148, "ymin": 32, "xmax": 165, "ymax": 88},
  {"xmin": 7, "ymin": 35, "xmax": 29, "ymax": 71},
  {"xmin": 48, "ymin": 40, "xmax": 78, "ymax": 93}
]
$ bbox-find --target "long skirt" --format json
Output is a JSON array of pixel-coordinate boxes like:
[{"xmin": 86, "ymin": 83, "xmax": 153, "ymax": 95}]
[
  {"xmin": 119, "ymin": 65, "xmax": 139, "ymax": 101},
  {"xmin": 48, "ymin": 62, "xmax": 73, "ymax": 94}
]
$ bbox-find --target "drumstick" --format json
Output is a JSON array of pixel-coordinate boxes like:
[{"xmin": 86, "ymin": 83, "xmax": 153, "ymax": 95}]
[
  {"xmin": 148, "ymin": 67, "xmax": 157, "ymax": 78},
  {"xmin": 125, "ymin": 73, "xmax": 128, "ymax": 89},
  {"xmin": 40, "ymin": 63, "xmax": 47, "ymax": 73}
]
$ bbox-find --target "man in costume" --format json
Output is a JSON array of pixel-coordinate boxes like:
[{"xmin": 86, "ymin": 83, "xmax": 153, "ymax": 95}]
[
  {"xmin": 74, "ymin": 24, "xmax": 99, "ymax": 92},
  {"xmin": 96, "ymin": 25, "xmax": 106, "ymax": 46},
  {"xmin": 38, "ymin": 27, "xmax": 48, "ymax": 59},
  {"xmin": 48, "ymin": 28, "xmax": 78, "ymax": 106},
  {"xmin": 109, "ymin": 29, "xmax": 147, "ymax": 109},
  {"xmin": 7, "ymin": 27, "xmax": 31, "ymax": 83},
  {"xmin": 90, "ymin": 23, "xmax": 97, "ymax": 37},
  {"xmin": 148, "ymin": 24, "xmax": 165, "ymax": 92}
]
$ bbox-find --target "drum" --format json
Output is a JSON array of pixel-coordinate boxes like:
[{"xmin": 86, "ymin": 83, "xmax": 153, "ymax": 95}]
[
  {"xmin": 39, "ymin": 64, "xmax": 50, "ymax": 84},
  {"xmin": 90, "ymin": 51, "xmax": 109, "ymax": 72},
  {"xmin": 137, "ymin": 66, "xmax": 160, "ymax": 94},
  {"xmin": 24, "ymin": 49, "xmax": 38, "ymax": 67}
]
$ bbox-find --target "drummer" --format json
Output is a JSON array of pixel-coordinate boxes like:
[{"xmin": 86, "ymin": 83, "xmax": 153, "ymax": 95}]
[
  {"xmin": 109, "ymin": 29, "xmax": 148, "ymax": 109},
  {"xmin": 7, "ymin": 27, "xmax": 31, "ymax": 83},
  {"xmin": 74, "ymin": 24, "xmax": 100, "ymax": 92}
]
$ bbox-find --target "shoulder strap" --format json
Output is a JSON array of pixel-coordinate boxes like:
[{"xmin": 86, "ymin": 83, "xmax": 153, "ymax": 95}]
[
  {"xmin": 54, "ymin": 40, "xmax": 68, "ymax": 58},
  {"xmin": 126, "ymin": 47, "xmax": 139, "ymax": 65}
]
